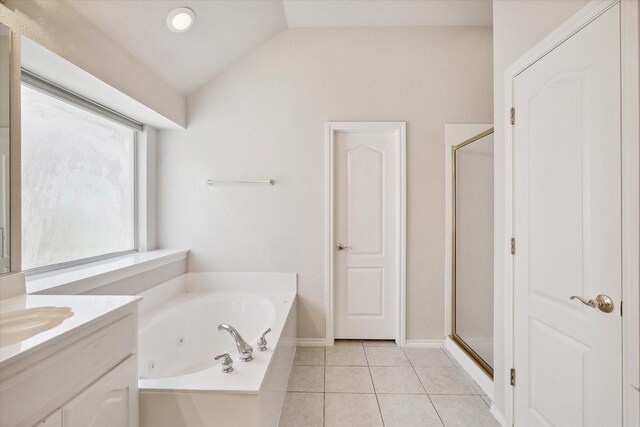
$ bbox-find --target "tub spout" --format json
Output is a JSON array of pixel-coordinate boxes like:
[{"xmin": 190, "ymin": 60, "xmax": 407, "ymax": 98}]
[{"xmin": 217, "ymin": 324, "xmax": 254, "ymax": 362}]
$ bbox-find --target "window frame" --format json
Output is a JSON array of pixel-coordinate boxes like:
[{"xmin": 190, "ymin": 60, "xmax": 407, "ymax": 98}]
[{"xmin": 20, "ymin": 70, "xmax": 142, "ymax": 275}]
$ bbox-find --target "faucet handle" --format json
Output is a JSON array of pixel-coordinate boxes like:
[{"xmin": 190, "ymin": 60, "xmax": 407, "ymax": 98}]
[
  {"xmin": 214, "ymin": 353, "xmax": 234, "ymax": 373},
  {"xmin": 257, "ymin": 328, "xmax": 272, "ymax": 352}
]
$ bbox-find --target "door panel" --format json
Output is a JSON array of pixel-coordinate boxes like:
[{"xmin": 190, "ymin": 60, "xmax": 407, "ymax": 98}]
[
  {"xmin": 347, "ymin": 268, "xmax": 384, "ymax": 316},
  {"xmin": 529, "ymin": 318, "xmax": 589, "ymax": 426},
  {"xmin": 513, "ymin": 4, "xmax": 621, "ymax": 426},
  {"xmin": 335, "ymin": 128, "xmax": 399, "ymax": 339},
  {"xmin": 347, "ymin": 146, "xmax": 384, "ymax": 254}
]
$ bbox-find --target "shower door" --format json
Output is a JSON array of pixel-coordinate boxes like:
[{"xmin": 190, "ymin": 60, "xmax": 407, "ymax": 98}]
[{"xmin": 451, "ymin": 128, "xmax": 494, "ymax": 376}]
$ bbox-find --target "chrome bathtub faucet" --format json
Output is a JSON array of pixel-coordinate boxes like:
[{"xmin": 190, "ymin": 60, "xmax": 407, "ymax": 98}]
[
  {"xmin": 257, "ymin": 328, "xmax": 272, "ymax": 352},
  {"xmin": 217, "ymin": 324, "xmax": 254, "ymax": 362},
  {"xmin": 214, "ymin": 353, "xmax": 234, "ymax": 373}
]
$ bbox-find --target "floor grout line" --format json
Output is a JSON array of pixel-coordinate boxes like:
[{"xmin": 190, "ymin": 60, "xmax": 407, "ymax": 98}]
[
  {"xmin": 287, "ymin": 389, "xmax": 481, "ymax": 395},
  {"xmin": 407, "ymin": 350, "xmax": 428, "ymax": 395},
  {"xmin": 283, "ymin": 345, "xmax": 494, "ymax": 427},
  {"xmin": 406, "ymin": 346, "xmax": 447, "ymax": 427},
  {"xmin": 363, "ymin": 344, "xmax": 386, "ymax": 427},
  {"xmin": 323, "ymin": 346, "xmax": 326, "ymax": 427},
  {"xmin": 426, "ymin": 394, "xmax": 447, "ymax": 427}
]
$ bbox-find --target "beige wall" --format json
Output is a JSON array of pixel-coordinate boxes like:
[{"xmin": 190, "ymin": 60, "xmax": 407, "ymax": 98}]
[
  {"xmin": 157, "ymin": 27, "xmax": 493, "ymax": 341},
  {"xmin": 492, "ymin": 0, "xmax": 589, "ymax": 416},
  {"xmin": 0, "ymin": 0, "xmax": 185, "ymax": 127}
]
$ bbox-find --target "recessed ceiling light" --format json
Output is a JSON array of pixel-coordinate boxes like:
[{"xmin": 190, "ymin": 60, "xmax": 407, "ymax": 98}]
[{"xmin": 167, "ymin": 7, "xmax": 195, "ymax": 33}]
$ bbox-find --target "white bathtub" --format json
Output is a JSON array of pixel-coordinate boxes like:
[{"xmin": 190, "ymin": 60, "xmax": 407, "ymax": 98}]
[{"xmin": 137, "ymin": 273, "xmax": 297, "ymax": 427}]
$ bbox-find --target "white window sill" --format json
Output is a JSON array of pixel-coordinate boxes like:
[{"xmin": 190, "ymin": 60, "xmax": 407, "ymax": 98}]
[{"xmin": 26, "ymin": 249, "xmax": 189, "ymax": 295}]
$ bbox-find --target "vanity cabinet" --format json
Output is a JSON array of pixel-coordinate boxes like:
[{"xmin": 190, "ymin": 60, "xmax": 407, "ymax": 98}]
[
  {"xmin": 1, "ymin": 306, "xmax": 139, "ymax": 427},
  {"xmin": 31, "ymin": 357, "xmax": 136, "ymax": 427},
  {"xmin": 58, "ymin": 356, "xmax": 136, "ymax": 427}
]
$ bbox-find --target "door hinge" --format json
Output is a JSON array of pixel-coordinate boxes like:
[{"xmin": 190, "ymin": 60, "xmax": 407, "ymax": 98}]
[
  {"xmin": 620, "ymin": 300, "xmax": 623, "ymax": 317},
  {"xmin": 510, "ymin": 238, "xmax": 516, "ymax": 255},
  {"xmin": 510, "ymin": 368, "xmax": 516, "ymax": 386},
  {"xmin": 510, "ymin": 107, "xmax": 516, "ymax": 125}
]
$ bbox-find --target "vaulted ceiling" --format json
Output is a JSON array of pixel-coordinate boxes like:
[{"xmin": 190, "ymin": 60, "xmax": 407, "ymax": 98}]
[{"xmin": 65, "ymin": 0, "xmax": 492, "ymax": 95}]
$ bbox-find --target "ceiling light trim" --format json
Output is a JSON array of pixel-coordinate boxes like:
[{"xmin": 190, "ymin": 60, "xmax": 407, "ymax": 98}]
[{"xmin": 167, "ymin": 7, "xmax": 195, "ymax": 33}]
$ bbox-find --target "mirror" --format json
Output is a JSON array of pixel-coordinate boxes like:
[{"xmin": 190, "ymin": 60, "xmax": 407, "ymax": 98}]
[
  {"xmin": 451, "ymin": 128, "xmax": 494, "ymax": 377},
  {"xmin": 0, "ymin": 23, "xmax": 10, "ymax": 274}
]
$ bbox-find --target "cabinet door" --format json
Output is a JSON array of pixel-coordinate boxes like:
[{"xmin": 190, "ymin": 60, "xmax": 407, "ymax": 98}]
[
  {"xmin": 33, "ymin": 409, "xmax": 62, "ymax": 427},
  {"xmin": 62, "ymin": 356, "xmax": 138, "ymax": 427}
]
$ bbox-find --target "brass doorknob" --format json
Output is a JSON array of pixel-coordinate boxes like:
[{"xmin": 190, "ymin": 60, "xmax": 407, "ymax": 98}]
[
  {"xmin": 570, "ymin": 294, "xmax": 615, "ymax": 313},
  {"xmin": 336, "ymin": 243, "xmax": 352, "ymax": 251}
]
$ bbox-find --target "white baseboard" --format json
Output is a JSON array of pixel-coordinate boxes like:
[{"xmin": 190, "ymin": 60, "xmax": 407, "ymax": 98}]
[
  {"xmin": 297, "ymin": 338, "xmax": 327, "ymax": 347},
  {"xmin": 444, "ymin": 336, "xmax": 493, "ymax": 398},
  {"xmin": 298, "ymin": 338, "xmax": 445, "ymax": 348},
  {"xmin": 403, "ymin": 339, "xmax": 444, "ymax": 348},
  {"xmin": 490, "ymin": 403, "xmax": 505, "ymax": 426}
]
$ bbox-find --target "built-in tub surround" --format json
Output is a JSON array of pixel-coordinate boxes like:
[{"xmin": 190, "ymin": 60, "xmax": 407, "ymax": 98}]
[{"xmin": 138, "ymin": 272, "xmax": 297, "ymax": 427}]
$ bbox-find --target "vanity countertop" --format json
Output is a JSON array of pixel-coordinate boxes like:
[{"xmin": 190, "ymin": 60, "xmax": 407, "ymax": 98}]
[{"xmin": 0, "ymin": 294, "xmax": 141, "ymax": 369}]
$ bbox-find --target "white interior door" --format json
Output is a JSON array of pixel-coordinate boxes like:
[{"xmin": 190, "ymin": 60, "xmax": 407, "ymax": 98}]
[
  {"xmin": 333, "ymin": 126, "xmax": 401, "ymax": 340},
  {"xmin": 512, "ymin": 4, "xmax": 622, "ymax": 426}
]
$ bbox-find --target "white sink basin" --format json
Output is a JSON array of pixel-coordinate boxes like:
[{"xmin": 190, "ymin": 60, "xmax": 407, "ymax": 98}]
[{"xmin": 0, "ymin": 306, "xmax": 74, "ymax": 347}]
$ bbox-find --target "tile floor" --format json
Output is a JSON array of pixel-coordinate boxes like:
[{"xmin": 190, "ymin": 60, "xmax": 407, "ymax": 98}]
[{"xmin": 279, "ymin": 340, "xmax": 499, "ymax": 427}]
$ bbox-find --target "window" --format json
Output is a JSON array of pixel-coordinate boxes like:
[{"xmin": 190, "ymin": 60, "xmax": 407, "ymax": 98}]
[{"xmin": 21, "ymin": 80, "xmax": 138, "ymax": 271}]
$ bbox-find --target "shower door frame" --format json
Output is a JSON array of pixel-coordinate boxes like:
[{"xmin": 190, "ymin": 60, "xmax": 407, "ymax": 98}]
[{"xmin": 450, "ymin": 127, "xmax": 495, "ymax": 379}]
